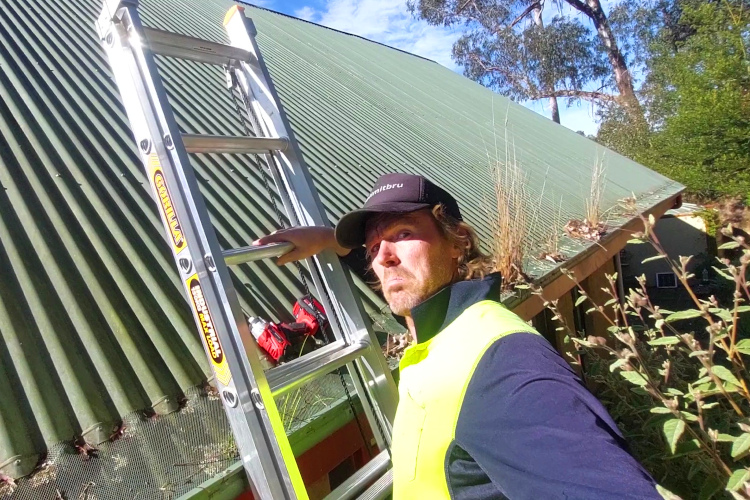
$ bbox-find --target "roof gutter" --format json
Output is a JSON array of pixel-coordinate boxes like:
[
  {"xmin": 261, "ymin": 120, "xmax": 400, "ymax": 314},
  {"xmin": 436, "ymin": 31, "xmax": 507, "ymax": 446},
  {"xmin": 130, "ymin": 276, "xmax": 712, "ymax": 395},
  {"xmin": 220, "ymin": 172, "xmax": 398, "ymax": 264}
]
[{"xmin": 510, "ymin": 191, "xmax": 684, "ymax": 321}]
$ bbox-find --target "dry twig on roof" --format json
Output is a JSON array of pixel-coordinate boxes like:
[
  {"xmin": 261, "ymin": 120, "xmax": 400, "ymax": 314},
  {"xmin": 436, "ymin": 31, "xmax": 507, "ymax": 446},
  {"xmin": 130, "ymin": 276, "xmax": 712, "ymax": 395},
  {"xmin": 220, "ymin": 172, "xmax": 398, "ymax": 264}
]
[
  {"xmin": 564, "ymin": 218, "xmax": 607, "ymax": 241},
  {"xmin": 618, "ymin": 194, "xmax": 638, "ymax": 217},
  {"xmin": 384, "ymin": 332, "xmax": 413, "ymax": 360},
  {"xmin": 73, "ymin": 439, "xmax": 98, "ymax": 461},
  {"xmin": 0, "ymin": 472, "xmax": 16, "ymax": 495},
  {"xmin": 538, "ymin": 251, "xmax": 566, "ymax": 263}
]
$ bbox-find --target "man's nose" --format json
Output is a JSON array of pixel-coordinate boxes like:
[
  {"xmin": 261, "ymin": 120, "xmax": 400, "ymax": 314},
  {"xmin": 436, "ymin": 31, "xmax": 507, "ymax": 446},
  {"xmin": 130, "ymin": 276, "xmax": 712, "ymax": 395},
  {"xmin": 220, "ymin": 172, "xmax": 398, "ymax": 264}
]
[{"xmin": 374, "ymin": 240, "xmax": 399, "ymax": 267}]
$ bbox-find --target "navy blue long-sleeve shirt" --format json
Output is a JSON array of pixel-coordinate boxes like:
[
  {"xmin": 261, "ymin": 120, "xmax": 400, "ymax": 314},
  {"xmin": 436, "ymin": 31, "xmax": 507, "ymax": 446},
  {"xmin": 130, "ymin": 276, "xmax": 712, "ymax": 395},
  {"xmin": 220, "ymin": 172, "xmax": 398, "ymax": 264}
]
[{"xmin": 407, "ymin": 273, "xmax": 659, "ymax": 499}]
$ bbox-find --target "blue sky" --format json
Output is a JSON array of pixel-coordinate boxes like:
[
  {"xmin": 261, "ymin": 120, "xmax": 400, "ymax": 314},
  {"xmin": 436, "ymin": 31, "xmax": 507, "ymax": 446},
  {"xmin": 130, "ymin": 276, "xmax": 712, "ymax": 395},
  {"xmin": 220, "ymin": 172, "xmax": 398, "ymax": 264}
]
[{"xmin": 250, "ymin": 0, "xmax": 614, "ymax": 136}]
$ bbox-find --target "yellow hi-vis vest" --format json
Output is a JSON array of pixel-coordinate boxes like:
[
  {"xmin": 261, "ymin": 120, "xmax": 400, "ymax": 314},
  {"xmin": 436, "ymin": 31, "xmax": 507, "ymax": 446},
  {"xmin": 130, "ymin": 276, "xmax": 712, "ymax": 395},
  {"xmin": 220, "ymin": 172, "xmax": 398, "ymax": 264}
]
[{"xmin": 392, "ymin": 300, "xmax": 541, "ymax": 499}]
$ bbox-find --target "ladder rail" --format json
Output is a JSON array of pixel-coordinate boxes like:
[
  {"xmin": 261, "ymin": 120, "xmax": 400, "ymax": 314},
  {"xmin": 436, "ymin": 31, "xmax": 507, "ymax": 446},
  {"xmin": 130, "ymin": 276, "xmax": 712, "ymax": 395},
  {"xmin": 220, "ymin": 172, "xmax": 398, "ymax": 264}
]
[
  {"xmin": 225, "ymin": 9, "xmax": 398, "ymax": 450},
  {"xmin": 97, "ymin": 2, "xmax": 400, "ymax": 498},
  {"xmin": 96, "ymin": 3, "xmax": 304, "ymax": 499}
]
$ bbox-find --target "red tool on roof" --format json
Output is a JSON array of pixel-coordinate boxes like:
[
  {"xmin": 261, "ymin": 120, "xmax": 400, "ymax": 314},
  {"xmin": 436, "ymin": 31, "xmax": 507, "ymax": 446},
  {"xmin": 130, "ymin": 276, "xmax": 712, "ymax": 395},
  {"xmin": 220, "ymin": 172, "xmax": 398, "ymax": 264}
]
[{"xmin": 248, "ymin": 296, "xmax": 327, "ymax": 363}]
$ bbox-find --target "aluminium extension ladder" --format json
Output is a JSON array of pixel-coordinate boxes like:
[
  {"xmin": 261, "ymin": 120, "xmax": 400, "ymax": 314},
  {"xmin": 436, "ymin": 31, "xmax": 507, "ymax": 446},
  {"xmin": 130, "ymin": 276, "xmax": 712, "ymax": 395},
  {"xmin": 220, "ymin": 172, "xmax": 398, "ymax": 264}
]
[{"xmin": 95, "ymin": 2, "xmax": 398, "ymax": 498}]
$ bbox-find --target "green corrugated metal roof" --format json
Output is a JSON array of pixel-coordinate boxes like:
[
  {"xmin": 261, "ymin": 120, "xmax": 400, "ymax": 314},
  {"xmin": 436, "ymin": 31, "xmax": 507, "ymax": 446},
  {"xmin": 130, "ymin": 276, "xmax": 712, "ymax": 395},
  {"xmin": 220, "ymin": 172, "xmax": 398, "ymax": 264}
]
[{"xmin": 0, "ymin": 0, "xmax": 682, "ymax": 490}]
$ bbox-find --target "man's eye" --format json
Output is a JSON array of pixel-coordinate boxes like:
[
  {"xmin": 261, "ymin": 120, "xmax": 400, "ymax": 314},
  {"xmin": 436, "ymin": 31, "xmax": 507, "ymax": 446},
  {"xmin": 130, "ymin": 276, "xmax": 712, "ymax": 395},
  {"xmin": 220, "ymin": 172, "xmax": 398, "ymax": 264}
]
[
  {"xmin": 369, "ymin": 244, "xmax": 380, "ymax": 256},
  {"xmin": 397, "ymin": 231, "xmax": 410, "ymax": 240}
]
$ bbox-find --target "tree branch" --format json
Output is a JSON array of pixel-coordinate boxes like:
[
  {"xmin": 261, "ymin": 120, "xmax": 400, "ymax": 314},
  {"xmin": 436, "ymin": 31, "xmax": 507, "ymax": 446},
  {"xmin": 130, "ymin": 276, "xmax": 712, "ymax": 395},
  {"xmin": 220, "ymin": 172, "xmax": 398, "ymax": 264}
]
[
  {"xmin": 564, "ymin": 0, "xmax": 595, "ymax": 18},
  {"xmin": 534, "ymin": 89, "xmax": 618, "ymax": 103},
  {"xmin": 510, "ymin": 2, "xmax": 541, "ymax": 28},
  {"xmin": 455, "ymin": 0, "xmax": 477, "ymax": 16}
]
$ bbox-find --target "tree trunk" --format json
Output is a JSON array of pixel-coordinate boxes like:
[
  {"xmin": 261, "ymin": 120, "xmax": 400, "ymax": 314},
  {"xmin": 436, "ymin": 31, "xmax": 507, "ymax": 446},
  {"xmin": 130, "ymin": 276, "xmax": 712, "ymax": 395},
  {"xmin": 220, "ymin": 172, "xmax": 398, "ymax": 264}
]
[
  {"xmin": 533, "ymin": 3, "xmax": 561, "ymax": 124},
  {"xmin": 568, "ymin": 0, "xmax": 644, "ymax": 123}
]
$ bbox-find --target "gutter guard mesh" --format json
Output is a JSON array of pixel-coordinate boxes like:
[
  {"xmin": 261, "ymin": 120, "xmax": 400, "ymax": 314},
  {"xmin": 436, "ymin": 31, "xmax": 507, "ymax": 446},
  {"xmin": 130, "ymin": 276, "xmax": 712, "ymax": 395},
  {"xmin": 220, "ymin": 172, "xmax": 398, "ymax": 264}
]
[
  {"xmin": 1, "ymin": 386, "xmax": 236, "ymax": 500},
  {"xmin": 1, "ymin": 374, "xmax": 350, "ymax": 499}
]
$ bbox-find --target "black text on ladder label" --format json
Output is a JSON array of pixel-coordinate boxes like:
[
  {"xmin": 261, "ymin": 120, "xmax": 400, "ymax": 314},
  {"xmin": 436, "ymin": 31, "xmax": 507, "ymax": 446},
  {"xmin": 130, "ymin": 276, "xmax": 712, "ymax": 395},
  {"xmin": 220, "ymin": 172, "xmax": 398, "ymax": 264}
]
[
  {"xmin": 187, "ymin": 274, "xmax": 233, "ymax": 386},
  {"xmin": 148, "ymin": 153, "xmax": 186, "ymax": 253}
]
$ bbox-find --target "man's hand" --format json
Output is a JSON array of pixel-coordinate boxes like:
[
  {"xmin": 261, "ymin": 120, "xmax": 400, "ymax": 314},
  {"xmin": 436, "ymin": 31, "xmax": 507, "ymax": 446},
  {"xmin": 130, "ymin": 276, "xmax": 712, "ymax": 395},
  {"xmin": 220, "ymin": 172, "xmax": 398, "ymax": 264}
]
[{"xmin": 253, "ymin": 226, "xmax": 351, "ymax": 266}]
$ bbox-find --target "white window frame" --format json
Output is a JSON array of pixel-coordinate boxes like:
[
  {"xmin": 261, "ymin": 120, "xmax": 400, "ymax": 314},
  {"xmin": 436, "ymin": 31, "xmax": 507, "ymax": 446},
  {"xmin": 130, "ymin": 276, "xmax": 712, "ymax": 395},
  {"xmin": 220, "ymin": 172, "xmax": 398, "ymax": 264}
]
[{"xmin": 656, "ymin": 272, "xmax": 678, "ymax": 289}]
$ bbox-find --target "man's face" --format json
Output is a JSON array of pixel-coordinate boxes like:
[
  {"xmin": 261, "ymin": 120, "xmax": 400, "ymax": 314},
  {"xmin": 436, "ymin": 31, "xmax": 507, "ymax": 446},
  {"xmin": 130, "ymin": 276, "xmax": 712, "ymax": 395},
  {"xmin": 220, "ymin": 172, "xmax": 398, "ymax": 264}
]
[{"xmin": 365, "ymin": 209, "xmax": 460, "ymax": 316}]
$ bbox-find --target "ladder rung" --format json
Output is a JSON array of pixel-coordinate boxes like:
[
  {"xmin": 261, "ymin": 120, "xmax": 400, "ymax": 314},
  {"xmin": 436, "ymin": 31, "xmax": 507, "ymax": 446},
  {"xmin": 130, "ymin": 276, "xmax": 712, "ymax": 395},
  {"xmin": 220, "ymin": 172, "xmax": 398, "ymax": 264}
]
[
  {"xmin": 223, "ymin": 242, "xmax": 294, "ymax": 266},
  {"xmin": 268, "ymin": 341, "xmax": 369, "ymax": 397},
  {"xmin": 143, "ymin": 26, "xmax": 253, "ymax": 66},
  {"xmin": 324, "ymin": 450, "xmax": 391, "ymax": 500},
  {"xmin": 358, "ymin": 467, "xmax": 393, "ymax": 500},
  {"xmin": 182, "ymin": 134, "xmax": 289, "ymax": 154}
]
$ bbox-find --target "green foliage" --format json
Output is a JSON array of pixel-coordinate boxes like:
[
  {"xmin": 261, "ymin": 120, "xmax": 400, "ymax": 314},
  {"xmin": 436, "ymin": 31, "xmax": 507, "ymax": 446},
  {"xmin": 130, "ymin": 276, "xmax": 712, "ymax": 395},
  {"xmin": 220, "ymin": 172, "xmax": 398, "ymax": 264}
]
[
  {"xmin": 537, "ymin": 217, "xmax": 750, "ymax": 498},
  {"xmin": 600, "ymin": 1, "xmax": 750, "ymax": 201},
  {"xmin": 407, "ymin": 0, "xmax": 628, "ymax": 112},
  {"xmin": 697, "ymin": 209, "xmax": 722, "ymax": 241}
]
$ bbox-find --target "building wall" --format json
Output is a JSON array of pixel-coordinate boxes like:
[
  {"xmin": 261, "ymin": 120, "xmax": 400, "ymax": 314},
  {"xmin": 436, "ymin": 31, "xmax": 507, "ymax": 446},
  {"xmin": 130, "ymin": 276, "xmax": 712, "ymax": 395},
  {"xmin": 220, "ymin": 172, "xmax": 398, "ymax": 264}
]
[
  {"xmin": 533, "ymin": 257, "xmax": 619, "ymax": 374},
  {"xmin": 620, "ymin": 215, "xmax": 708, "ymax": 288}
]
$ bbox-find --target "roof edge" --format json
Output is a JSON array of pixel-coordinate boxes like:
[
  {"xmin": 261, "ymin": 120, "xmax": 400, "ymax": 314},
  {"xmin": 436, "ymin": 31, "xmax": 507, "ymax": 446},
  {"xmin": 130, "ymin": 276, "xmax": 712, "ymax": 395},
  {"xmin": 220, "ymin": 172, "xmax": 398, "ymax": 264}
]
[
  {"xmin": 239, "ymin": 1, "xmax": 438, "ymax": 65},
  {"xmin": 508, "ymin": 185, "xmax": 685, "ymax": 320}
]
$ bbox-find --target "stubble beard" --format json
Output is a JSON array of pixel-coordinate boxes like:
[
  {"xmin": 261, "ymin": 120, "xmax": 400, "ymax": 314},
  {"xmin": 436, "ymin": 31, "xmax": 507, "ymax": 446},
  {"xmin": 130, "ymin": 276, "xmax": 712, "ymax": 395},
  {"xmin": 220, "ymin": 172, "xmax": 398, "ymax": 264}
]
[{"xmin": 383, "ymin": 266, "xmax": 453, "ymax": 317}]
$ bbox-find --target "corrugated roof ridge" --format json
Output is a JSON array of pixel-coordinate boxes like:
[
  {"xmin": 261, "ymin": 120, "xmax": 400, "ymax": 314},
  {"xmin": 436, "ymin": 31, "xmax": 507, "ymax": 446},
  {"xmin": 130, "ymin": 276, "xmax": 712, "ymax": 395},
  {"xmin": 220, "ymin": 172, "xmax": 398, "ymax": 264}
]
[{"xmin": 238, "ymin": 1, "xmax": 440, "ymax": 66}]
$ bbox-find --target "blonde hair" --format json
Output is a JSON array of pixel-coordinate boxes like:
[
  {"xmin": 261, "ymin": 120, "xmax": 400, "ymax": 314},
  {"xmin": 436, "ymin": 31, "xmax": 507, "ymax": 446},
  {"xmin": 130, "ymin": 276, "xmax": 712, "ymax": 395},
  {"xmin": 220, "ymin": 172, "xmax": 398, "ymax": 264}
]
[
  {"xmin": 430, "ymin": 204, "xmax": 494, "ymax": 281},
  {"xmin": 364, "ymin": 205, "xmax": 494, "ymax": 286}
]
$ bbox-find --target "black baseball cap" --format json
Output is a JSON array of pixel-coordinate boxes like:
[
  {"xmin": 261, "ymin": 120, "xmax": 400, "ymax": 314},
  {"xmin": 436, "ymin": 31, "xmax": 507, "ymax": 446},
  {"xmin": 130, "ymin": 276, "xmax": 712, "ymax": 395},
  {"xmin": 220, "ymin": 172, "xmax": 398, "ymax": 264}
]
[{"xmin": 334, "ymin": 173, "xmax": 462, "ymax": 249}]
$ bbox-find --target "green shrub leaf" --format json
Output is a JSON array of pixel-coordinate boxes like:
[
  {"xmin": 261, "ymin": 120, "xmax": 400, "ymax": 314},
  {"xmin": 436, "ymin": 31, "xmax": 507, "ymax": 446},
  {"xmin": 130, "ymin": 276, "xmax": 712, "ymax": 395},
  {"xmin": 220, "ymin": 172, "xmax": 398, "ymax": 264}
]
[
  {"xmin": 642, "ymin": 255, "xmax": 666, "ymax": 264},
  {"xmin": 711, "ymin": 365, "xmax": 741, "ymax": 386},
  {"xmin": 673, "ymin": 438, "xmax": 701, "ymax": 457},
  {"xmin": 609, "ymin": 359, "xmax": 628, "ymax": 372},
  {"xmin": 736, "ymin": 339, "xmax": 750, "ymax": 355},
  {"xmin": 737, "ymin": 305, "xmax": 750, "ymax": 313},
  {"xmin": 650, "ymin": 407, "xmax": 672, "ymax": 414},
  {"xmin": 718, "ymin": 241, "xmax": 740, "ymax": 250},
  {"xmin": 680, "ymin": 411, "xmax": 699, "ymax": 422},
  {"xmin": 574, "ymin": 295, "xmax": 587, "ymax": 307},
  {"xmin": 665, "ymin": 309, "xmax": 703, "ymax": 322},
  {"xmin": 731, "ymin": 433, "xmax": 750, "ymax": 459},
  {"xmin": 648, "ymin": 336, "xmax": 681, "ymax": 346},
  {"xmin": 712, "ymin": 266, "xmax": 733, "ymax": 280},
  {"xmin": 627, "ymin": 238, "xmax": 645, "ymax": 244},
  {"xmin": 726, "ymin": 468, "xmax": 750, "ymax": 492},
  {"xmin": 717, "ymin": 434, "xmax": 737, "ymax": 443},
  {"xmin": 620, "ymin": 371, "xmax": 648, "ymax": 386},
  {"xmin": 663, "ymin": 419, "xmax": 686, "ymax": 454},
  {"xmin": 709, "ymin": 308, "xmax": 733, "ymax": 321}
]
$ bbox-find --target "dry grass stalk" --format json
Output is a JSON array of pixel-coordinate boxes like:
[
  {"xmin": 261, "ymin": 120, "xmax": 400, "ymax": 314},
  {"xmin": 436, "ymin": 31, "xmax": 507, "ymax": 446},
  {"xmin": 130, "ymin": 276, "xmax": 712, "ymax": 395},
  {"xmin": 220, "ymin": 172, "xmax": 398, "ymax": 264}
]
[
  {"xmin": 565, "ymin": 156, "xmax": 608, "ymax": 241},
  {"xmin": 489, "ymin": 147, "xmax": 529, "ymax": 289},
  {"xmin": 586, "ymin": 155, "xmax": 606, "ymax": 227},
  {"xmin": 539, "ymin": 195, "xmax": 566, "ymax": 263}
]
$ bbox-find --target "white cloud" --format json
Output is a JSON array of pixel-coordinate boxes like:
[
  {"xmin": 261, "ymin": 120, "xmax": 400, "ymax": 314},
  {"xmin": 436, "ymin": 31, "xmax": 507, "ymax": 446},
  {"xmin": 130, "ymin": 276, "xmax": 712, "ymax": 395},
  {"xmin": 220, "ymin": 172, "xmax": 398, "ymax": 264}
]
[
  {"xmin": 294, "ymin": 0, "xmax": 461, "ymax": 71},
  {"xmin": 294, "ymin": 5, "xmax": 317, "ymax": 21}
]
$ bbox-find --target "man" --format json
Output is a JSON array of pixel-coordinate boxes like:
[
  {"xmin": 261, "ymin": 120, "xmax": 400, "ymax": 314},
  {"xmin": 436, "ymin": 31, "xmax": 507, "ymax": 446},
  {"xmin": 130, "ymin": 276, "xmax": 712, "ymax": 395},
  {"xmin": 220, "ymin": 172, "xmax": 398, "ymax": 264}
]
[{"xmin": 255, "ymin": 173, "xmax": 660, "ymax": 499}]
